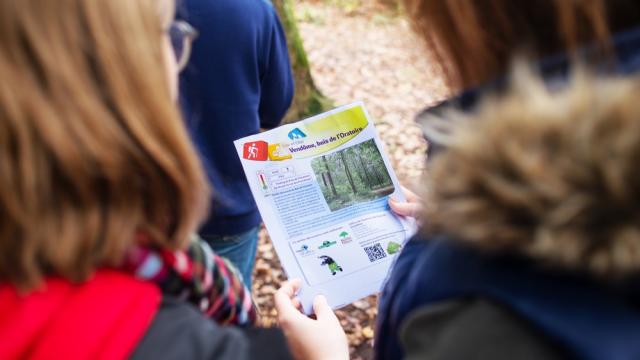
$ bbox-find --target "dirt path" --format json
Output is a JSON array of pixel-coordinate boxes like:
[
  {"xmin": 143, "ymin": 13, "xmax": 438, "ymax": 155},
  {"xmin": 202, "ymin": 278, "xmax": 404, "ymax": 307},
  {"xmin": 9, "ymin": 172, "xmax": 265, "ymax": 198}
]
[{"xmin": 252, "ymin": 2, "xmax": 449, "ymax": 358}]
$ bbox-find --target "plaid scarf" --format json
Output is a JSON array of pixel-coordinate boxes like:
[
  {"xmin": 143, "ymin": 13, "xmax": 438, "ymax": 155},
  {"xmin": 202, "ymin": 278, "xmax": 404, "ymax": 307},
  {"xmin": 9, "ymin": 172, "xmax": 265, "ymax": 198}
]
[{"xmin": 124, "ymin": 235, "xmax": 257, "ymax": 326}]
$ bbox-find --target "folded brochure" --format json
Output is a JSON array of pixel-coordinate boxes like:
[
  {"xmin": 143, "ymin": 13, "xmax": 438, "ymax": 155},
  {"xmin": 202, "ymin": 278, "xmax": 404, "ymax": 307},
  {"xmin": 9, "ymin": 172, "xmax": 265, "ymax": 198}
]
[{"xmin": 234, "ymin": 101, "xmax": 415, "ymax": 314}]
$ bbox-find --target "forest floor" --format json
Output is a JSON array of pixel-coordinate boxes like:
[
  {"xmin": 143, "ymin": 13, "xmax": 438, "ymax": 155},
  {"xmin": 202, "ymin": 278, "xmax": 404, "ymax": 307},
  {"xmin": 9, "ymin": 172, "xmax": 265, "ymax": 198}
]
[{"xmin": 252, "ymin": 1, "xmax": 449, "ymax": 358}]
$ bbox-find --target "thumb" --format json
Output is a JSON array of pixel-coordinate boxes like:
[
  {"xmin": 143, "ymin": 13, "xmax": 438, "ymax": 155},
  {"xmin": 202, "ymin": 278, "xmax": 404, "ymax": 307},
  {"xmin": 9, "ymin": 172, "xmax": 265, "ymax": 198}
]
[
  {"xmin": 313, "ymin": 295, "xmax": 337, "ymax": 320},
  {"xmin": 389, "ymin": 197, "xmax": 419, "ymax": 217}
]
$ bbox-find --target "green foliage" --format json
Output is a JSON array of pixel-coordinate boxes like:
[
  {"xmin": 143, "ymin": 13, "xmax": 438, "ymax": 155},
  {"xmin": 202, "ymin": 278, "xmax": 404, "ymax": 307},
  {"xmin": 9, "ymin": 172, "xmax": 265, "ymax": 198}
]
[{"xmin": 311, "ymin": 139, "xmax": 394, "ymax": 211}]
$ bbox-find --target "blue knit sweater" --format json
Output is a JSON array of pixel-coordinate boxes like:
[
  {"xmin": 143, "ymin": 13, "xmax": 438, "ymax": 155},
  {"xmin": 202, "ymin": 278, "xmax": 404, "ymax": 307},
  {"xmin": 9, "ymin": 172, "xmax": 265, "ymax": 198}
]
[{"xmin": 178, "ymin": 0, "xmax": 294, "ymax": 236}]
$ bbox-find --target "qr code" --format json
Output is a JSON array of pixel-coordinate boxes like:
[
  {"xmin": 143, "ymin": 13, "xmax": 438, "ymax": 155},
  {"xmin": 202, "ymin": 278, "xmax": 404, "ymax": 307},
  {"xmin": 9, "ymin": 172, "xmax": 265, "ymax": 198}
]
[{"xmin": 364, "ymin": 243, "xmax": 387, "ymax": 262}]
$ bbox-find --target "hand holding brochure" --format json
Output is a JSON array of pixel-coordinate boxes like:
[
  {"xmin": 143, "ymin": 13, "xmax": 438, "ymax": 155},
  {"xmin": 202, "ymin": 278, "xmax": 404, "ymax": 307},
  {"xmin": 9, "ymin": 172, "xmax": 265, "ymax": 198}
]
[{"xmin": 234, "ymin": 102, "xmax": 415, "ymax": 314}]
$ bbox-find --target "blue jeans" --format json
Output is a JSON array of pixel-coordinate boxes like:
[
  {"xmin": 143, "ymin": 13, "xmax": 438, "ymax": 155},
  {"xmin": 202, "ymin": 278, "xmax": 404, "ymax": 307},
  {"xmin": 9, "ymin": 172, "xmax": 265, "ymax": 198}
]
[{"xmin": 201, "ymin": 227, "xmax": 260, "ymax": 289}]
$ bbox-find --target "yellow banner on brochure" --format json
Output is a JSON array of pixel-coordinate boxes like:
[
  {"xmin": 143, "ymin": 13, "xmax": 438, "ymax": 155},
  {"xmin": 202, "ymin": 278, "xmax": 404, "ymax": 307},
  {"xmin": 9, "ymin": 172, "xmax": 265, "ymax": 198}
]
[{"xmin": 276, "ymin": 105, "xmax": 369, "ymax": 160}]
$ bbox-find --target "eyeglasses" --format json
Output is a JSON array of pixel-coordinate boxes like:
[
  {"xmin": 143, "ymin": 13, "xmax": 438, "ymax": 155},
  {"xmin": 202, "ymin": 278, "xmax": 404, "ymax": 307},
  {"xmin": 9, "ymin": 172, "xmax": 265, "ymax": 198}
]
[{"xmin": 168, "ymin": 20, "xmax": 198, "ymax": 71}]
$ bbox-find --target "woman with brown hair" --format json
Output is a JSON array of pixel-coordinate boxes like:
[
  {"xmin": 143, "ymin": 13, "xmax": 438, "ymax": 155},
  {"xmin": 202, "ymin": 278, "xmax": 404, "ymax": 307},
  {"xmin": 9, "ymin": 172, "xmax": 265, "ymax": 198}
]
[
  {"xmin": 0, "ymin": 0, "xmax": 308, "ymax": 358},
  {"xmin": 372, "ymin": 1, "xmax": 640, "ymax": 358},
  {"xmin": 274, "ymin": 1, "xmax": 640, "ymax": 359},
  {"xmin": 407, "ymin": 0, "xmax": 640, "ymax": 157},
  {"xmin": 406, "ymin": 0, "xmax": 640, "ymax": 91}
]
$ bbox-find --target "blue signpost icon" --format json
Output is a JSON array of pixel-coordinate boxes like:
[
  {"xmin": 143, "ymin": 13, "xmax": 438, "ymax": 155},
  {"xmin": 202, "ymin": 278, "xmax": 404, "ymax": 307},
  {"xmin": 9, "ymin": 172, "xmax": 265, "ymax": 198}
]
[{"xmin": 288, "ymin": 128, "xmax": 307, "ymax": 140}]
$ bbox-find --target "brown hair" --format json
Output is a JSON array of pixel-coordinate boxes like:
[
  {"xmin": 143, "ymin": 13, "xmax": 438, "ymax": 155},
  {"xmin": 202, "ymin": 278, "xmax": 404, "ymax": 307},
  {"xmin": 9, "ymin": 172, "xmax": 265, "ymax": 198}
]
[
  {"xmin": 403, "ymin": 0, "xmax": 640, "ymax": 90},
  {"xmin": 0, "ymin": 0, "xmax": 209, "ymax": 289},
  {"xmin": 424, "ymin": 67, "xmax": 640, "ymax": 277}
]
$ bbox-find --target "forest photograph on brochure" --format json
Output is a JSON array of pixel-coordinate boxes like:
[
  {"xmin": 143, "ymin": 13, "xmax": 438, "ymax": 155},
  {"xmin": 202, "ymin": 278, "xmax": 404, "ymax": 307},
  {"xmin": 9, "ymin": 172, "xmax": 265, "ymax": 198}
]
[{"xmin": 311, "ymin": 139, "xmax": 394, "ymax": 211}]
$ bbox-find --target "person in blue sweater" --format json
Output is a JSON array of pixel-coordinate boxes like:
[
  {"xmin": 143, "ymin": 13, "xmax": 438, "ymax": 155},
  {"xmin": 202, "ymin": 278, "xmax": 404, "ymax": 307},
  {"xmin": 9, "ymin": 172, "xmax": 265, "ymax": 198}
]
[{"xmin": 177, "ymin": 0, "xmax": 294, "ymax": 287}]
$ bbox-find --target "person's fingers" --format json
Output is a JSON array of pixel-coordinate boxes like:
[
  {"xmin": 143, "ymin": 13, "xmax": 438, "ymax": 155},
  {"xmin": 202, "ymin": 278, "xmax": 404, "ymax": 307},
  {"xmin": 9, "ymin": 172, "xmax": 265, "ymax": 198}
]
[
  {"xmin": 277, "ymin": 278, "xmax": 302, "ymax": 298},
  {"xmin": 400, "ymin": 185, "xmax": 421, "ymax": 202},
  {"xmin": 312, "ymin": 295, "xmax": 338, "ymax": 323},
  {"xmin": 389, "ymin": 197, "xmax": 420, "ymax": 217},
  {"xmin": 275, "ymin": 291, "xmax": 304, "ymax": 328},
  {"xmin": 274, "ymin": 288, "xmax": 292, "ymax": 312},
  {"xmin": 292, "ymin": 297, "xmax": 302, "ymax": 311},
  {"xmin": 274, "ymin": 279, "xmax": 302, "ymax": 309},
  {"xmin": 274, "ymin": 279, "xmax": 305, "ymax": 327},
  {"xmin": 280, "ymin": 278, "xmax": 302, "ymax": 297}
]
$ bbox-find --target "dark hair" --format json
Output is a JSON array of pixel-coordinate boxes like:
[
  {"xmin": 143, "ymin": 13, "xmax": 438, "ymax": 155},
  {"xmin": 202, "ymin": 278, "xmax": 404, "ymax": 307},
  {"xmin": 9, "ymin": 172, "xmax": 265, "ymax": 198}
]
[{"xmin": 403, "ymin": 0, "xmax": 640, "ymax": 90}]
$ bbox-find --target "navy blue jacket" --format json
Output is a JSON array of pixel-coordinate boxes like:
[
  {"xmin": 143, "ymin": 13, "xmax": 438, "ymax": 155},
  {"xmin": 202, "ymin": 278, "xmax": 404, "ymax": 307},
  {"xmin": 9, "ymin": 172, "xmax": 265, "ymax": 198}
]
[
  {"xmin": 376, "ymin": 27, "xmax": 640, "ymax": 359},
  {"xmin": 376, "ymin": 238, "xmax": 640, "ymax": 359},
  {"xmin": 179, "ymin": 0, "xmax": 294, "ymax": 236}
]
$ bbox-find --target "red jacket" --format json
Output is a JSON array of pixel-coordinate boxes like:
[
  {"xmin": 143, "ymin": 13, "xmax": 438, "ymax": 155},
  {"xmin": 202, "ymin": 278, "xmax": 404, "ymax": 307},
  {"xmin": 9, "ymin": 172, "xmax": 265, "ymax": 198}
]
[{"xmin": 0, "ymin": 270, "xmax": 160, "ymax": 360}]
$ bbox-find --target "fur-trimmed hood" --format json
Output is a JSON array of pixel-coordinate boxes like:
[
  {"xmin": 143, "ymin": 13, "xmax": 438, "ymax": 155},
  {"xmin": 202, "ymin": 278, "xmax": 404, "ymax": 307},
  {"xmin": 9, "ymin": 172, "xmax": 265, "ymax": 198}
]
[{"xmin": 423, "ymin": 67, "xmax": 640, "ymax": 277}]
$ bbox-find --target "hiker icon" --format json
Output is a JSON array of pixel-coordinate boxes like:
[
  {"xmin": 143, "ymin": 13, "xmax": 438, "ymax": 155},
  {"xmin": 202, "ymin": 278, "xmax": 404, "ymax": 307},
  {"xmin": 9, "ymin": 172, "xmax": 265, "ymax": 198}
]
[
  {"xmin": 319, "ymin": 255, "xmax": 343, "ymax": 275},
  {"xmin": 247, "ymin": 143, "xmax": 258, "ymax": 159}
]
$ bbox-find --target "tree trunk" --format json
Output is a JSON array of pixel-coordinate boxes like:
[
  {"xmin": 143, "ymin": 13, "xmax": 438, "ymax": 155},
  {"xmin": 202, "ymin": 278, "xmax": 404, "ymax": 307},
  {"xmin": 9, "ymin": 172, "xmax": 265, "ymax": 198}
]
[
  {"xmin": 322, "ymin": 155, "xmax": 338, "ymax": 197},
  {"xmin": 272, "ymin": 0, "xmax": 332, "ymax": 123},
  {"xmin": 357, "ymin": 154, "xmax": 373, "ymax": 187},
  {"xmin": 372, "ymin": 167, "xmax": 384, "ymax": 186},
  {"xmin": 340, "ymin": 152, "xmax": 357, "ymax": 194},
  {"xmin": 348, "ymin": 151, "xmax": 366, "ymax": 188}
]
